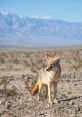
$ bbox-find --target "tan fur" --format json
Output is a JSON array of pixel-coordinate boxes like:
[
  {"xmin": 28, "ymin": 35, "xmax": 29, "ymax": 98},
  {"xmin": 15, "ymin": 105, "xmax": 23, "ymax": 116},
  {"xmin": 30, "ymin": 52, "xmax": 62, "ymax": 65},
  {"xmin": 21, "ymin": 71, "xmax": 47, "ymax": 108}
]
[{"xmin": 32, "ymin": 54, "xmax": 61, "ymax": 105}]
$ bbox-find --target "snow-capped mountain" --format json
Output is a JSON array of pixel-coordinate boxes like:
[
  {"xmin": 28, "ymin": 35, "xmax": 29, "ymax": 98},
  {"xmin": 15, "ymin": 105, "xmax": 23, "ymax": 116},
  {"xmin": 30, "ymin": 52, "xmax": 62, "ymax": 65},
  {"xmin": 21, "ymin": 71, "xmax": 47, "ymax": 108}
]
[{"xmin": 0, "ymin": 12, "xmax": 82, "ymax": 47}]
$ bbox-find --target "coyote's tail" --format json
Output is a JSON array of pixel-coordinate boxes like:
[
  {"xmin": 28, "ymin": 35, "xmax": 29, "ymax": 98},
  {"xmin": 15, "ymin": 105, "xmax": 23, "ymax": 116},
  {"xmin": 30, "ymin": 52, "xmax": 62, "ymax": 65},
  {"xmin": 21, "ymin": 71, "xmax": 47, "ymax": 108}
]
[{"xmin": 32, "ymin": 82, "xmax": 39, "ymax": 96}]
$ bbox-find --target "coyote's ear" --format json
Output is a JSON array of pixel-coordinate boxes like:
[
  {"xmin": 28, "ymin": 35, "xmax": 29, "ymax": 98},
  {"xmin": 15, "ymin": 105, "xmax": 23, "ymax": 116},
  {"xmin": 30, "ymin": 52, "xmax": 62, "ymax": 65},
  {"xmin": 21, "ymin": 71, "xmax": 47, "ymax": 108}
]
[
  {"xmin": 54, "ymin": 57, "xmax": 60, "ymax": 63},
  {"xmin": 46, "ymin": 54, "xmax": 54, "ymax": 59},
  {"xmin": 46, "ymin": 54, "xmax": 50, "ymax": 59},
  {"xmin": 57, "ymin": 58, "xmax": 60, "ymax": 63}
]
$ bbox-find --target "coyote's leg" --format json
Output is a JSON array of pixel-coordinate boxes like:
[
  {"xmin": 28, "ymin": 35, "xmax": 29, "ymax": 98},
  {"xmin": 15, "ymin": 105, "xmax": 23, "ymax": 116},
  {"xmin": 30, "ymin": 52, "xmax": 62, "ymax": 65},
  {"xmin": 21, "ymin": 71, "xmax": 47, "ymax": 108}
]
[
  {"xmin": 48, "ymin": 83, "xmax": 52, "ymax": 105},
  {"xmin": 37, "ymin": 83, "xmax": 42, "ymax": 100},
  {"xmin": 53, "ymin": 82, "xmax": 58, "ymax": 103},
  {"xmin": 45, "ymin": 85, "xmax": 48, "ymax": 98}
]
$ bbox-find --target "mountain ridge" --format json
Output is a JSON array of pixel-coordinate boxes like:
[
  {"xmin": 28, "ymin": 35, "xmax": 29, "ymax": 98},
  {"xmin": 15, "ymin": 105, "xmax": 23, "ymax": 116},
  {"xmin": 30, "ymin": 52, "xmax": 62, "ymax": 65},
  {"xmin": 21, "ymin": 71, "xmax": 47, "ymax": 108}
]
[{"xmin": 0, "ymin": 12, "xmax": 82, "ymax": 47}]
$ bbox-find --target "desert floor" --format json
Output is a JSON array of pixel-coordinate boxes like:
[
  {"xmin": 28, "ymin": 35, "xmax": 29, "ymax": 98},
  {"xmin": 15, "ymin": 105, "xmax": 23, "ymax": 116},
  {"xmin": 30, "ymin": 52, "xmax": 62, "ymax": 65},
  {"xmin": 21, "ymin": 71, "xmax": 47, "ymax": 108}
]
[{"xmin": 0, "ymin": 47, "xmax": 82, "ymax": 117}]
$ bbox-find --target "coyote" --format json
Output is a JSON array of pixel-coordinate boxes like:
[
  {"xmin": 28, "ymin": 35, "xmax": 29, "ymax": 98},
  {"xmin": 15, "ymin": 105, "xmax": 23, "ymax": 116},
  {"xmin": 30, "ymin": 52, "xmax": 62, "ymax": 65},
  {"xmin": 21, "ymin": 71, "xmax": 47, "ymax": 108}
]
[{"xmin": 32, "ymin": 54, "xmax": 61, "ymax": 105}]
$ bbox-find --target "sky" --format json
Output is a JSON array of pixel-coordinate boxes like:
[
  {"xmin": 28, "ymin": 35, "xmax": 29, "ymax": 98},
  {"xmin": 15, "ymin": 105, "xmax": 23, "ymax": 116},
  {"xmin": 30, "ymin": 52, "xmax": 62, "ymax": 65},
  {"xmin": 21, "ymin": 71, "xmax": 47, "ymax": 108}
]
[{"xmin": 0, "ymin": 0, "xmax": 82, "ymax": 22}]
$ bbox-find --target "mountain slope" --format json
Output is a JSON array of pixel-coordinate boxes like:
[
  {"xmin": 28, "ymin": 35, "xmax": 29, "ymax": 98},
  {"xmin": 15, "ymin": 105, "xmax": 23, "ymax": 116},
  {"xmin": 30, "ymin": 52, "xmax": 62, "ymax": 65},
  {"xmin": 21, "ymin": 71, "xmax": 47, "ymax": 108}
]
[{"xmin": 0, "ymin": 12, "xmax": 82, "ymax": 47}]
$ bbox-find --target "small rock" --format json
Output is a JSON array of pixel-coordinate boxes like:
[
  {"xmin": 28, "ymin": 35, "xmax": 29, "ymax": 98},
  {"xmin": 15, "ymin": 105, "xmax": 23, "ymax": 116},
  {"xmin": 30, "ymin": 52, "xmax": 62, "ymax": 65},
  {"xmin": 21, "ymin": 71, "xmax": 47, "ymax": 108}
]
[
  {"xmin": 80, "ymin": 96, "xmax": 82, "ymax": 102},
  {"xmin": 75, "ymin": 105, "xmax": 80, "ymax": 112},
  {"xmin": 69, "ymin": 101, "xmax": 75, "ymax": 106},
  {"xmin": 28, "ymin": 97, "xmax": 32, "ymax": 101},
  {"xmin": 7, "ymin": 104, "xmax": 11, "ymax": 109},
  {"xmin": 0, "ymin": 100, "xmax": 2, "ymax": 105}
]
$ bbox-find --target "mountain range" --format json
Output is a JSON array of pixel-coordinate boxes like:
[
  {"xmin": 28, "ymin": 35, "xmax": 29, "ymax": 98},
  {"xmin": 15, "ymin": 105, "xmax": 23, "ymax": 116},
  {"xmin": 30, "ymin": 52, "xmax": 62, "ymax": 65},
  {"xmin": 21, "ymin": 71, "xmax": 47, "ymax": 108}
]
[{"xmin": 0, "ymin": 12, "xmax": 82, "ymax": 47}]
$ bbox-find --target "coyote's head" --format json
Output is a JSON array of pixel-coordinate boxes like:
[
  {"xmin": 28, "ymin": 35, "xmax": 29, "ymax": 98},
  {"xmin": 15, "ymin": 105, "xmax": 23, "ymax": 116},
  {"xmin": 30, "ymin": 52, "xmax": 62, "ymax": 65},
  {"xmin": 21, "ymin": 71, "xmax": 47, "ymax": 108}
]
[{"xmin": 46, "ymin": 54, "xmax": 60, "ymax": 71}]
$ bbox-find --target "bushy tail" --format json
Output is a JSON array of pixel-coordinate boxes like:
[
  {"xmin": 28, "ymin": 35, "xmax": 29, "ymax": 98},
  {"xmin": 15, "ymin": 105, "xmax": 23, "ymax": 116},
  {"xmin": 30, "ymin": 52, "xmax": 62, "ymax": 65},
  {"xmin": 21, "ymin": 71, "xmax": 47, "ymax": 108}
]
[{"xmin": 32, "ymin": 82, "xmax": 39, "ymax": 96}]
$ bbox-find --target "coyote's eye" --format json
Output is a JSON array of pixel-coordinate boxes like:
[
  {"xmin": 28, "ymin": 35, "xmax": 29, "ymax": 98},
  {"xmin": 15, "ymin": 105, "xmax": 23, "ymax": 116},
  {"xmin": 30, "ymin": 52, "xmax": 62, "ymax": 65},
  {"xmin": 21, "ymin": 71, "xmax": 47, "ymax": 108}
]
[{"xmin": 51, "ymin": 64, "xmax": 54, "ymax": 67}]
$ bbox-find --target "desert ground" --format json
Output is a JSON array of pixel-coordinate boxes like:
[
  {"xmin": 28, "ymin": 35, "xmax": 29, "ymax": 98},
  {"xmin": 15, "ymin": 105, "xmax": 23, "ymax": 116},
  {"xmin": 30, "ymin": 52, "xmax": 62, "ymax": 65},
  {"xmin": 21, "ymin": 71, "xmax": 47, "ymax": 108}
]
[{"xmin": 0, "ymin": 47, "xmax": 82, "ymax": 117}]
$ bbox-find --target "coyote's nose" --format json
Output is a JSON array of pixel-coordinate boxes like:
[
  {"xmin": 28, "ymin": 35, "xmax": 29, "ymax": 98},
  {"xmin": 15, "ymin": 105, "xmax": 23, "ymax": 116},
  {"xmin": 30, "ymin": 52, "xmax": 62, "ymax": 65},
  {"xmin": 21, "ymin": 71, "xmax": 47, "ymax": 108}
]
[{"xmin": 46, "ymin": 64, "xmax": 54, "ymax": 71}]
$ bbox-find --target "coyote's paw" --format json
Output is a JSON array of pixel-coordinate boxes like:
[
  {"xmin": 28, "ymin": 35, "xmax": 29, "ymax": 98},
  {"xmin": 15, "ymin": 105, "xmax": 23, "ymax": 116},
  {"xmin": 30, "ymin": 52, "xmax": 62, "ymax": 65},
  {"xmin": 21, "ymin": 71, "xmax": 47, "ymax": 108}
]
[
  {"xmin": 47, "ymin": 102, "xmax": 53, "ymax": 107},
  {"xmin": 36, "ymin": 96, "xmax": 40, "ymax": 101}
]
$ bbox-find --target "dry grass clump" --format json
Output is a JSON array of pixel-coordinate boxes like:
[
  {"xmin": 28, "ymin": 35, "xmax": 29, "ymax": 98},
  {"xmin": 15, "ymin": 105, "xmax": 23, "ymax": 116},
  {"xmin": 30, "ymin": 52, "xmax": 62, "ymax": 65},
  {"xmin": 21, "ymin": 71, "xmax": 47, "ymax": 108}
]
[
  {"xmin": 6, "ymin": 86, "xmax": 17, "ymax": 97},
  {"xmin": 30, "ymin": 59, "xmax": 46, "ymax": 73},
  {"xmin": 70, "ymin": 63, "xmax": 80, "ymax": 71},
  {"xmin": 69, "ymin": 58, "xmax": 82, "ymax": 71},
  {"xmin": 12, "ymin": 57, "xmax": 19, "ymax": 64},
  {"xmin": 0, "ymin": 54, "xmax": 5, "ymax": 63},
  {"xmin": 0, "ymin": 77, "xmax": 17, "ymax": 97},
  {"xmin": 24, "ymin": 80, "xmax": 34, "ymax": 92},
  {"xmin": 23, "ymin": 60, "xmax": 31, "ymax": 68},
  {"xmin": 24, "ymin": 76, "xmax": 37, "ymax": 95}
]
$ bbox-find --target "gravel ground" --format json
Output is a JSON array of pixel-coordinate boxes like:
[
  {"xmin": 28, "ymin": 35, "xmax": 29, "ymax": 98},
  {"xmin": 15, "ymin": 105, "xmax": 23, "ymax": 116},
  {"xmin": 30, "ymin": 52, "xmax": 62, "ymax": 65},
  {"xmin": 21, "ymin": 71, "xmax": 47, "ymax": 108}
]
[{"xmin": 0, "ymin": 48, "xmax": 82, "ymax": 117}]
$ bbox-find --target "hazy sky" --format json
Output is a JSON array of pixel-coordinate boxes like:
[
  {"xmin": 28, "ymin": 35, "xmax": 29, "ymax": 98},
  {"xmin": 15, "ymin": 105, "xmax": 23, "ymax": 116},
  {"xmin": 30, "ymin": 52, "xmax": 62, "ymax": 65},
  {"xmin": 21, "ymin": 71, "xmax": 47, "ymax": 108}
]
[{"xmin": 0, "ymin": 0, "xmax": 82, "ymax": 22}]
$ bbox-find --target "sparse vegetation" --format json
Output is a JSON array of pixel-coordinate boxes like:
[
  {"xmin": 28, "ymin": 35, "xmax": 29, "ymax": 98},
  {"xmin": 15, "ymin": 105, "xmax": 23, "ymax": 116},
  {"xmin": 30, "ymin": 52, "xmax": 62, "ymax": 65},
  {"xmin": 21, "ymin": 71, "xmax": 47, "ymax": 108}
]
[
  {"xmin": 69, "ymin": 59, "xmax": 82, "ymax": 71},
  {"xmin": 13, "ymin": 57, "xmax": 19, "ymax": 64},
  {"xmin": 0, "ymin": 55, "xmax": 5, "ymax": 63},
  {"xmin": 6, "ymin": 86, "xmax": 17, "ymax": 97},
  {"xmin": 0, "ymin": 48, "xmax": 82, "ymax": 117},
  {"xmin": 0, "ymin": 77, "xmax": 17, "ymax": 97},
  {"xmin": 23, "ymin": 60, "xmax": 31, "ymax": 68}
]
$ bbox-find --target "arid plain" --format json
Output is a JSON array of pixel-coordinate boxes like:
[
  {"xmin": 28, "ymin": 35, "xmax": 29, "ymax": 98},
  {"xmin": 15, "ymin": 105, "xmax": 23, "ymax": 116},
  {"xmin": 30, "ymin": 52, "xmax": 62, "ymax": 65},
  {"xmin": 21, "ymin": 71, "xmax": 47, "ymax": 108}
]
[{"xmin": 0, "ymin": 47, "xmax": 82, "ymax": 117}]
